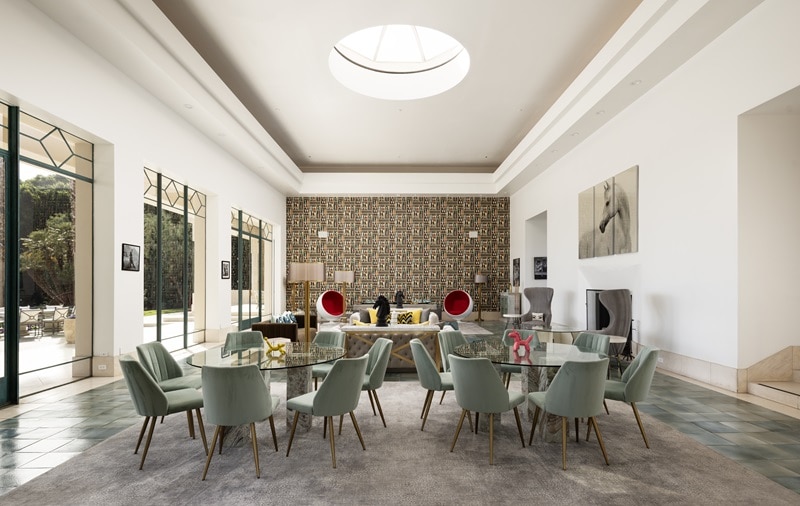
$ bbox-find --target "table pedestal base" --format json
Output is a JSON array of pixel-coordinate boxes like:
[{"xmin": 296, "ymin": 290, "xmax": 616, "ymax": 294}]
[
  {"xmin": 286, "ymin": 366, "xmax": 313, "ymax": 431},
  {"xmin": 522, "ymin": 365, "xmax": 562, "ymax": 443}
]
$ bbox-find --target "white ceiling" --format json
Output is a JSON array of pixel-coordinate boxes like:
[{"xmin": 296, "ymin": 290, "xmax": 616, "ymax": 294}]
[{"xmin": 32, "ymin": 0, "xmax": 765, "ymax": 196}]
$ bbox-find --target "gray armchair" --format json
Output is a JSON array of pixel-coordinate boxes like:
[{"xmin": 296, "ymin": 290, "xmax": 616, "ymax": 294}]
[
  {"xmin": 521, "ymin": 287, "xmax": 553, "ymax": 328},
  {"xmin": 598, "ymin": 288, "xmax": 633, "ymax": 360}
]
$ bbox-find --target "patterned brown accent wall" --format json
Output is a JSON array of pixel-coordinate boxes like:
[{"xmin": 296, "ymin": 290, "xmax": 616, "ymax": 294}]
[{"xmin": 286, "ymin": 196, "xmax": 509, "ymax": 312}]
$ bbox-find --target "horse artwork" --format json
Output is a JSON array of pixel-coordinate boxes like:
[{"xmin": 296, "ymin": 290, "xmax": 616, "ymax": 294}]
[{"xmin": 578, "ymin": 165, "xmax": 638, "ymax": 259}]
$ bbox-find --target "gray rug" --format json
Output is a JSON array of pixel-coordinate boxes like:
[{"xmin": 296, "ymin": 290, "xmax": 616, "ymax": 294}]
[{"xmin": 4, "ymin": 380, "xmax": 798, "ymax": 505}]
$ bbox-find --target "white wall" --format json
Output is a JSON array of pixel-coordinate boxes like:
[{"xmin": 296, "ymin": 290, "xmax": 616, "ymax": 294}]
[
  {"xmin": 1, "ymin": 1, "xmax": 286, "ymax": 359},
  {"xmin": 510, "ymin": 0, "xmax": 800, "ymax": 375},
  {"xmin": 738, "ymin": 112, "xmax": 800, "ymax": 366}
]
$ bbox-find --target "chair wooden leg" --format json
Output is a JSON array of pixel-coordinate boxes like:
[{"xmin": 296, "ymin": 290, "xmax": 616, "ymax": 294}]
[
  {"xmin": 439, "ymin": 391, "xmax": 447, "ymax": 404},
  {"xmin": 338, "ymin": 414, "xmax": 344, "ymax": 435},
  {"xmin": 367, "ymin": 390, "xmax": 377, "ymax": 416},
  {"xmin": 503, "ymin": 372, "xmax": 510, "ymax": 389},
  {"xmin": 328, "ymin": 416, "xmax": 337, "ymax": 469},
  {"xmin": 201, "ymin": 426, "xmax": 221, "ymax": 481},
  {"xmin": 187, "ymin": 410, "xmax": 195, "ymax": 439},
  {"xmin": 489, "ymin": 413, "xmax": 495, "ymax": 465},
  {"xmin": 528, "ymin": 406, "xmax": 541, "ymax": 446},
  {"xmin": 268, "ymin": 415, "xmax": 278, "ymax": 452},
  {"xmin": 218, "ymin": 426, "xmax": 225, "ymax": 454},
  {"xmin": 513, "ymin": 407, "xmax": 525, "ymax": 448},
  {"xmin": 249, "ymin": 422, "xmax": 261, "ymax": 478},
  {"xmin": 139, "ymin": 416, "xmax": 157, "ymax": 470},
  {"xmin": 134, "ymin": 416, "xmax": 150, "ymax": 454},
  {"xmin": 590, "ymin": 416, "xmax": 610, "ymax": 465},
  {"xmin": 475, "ymin": 412, "xmax": 480, "ymax": 433},
  {"xmin": 314, "ymin": 377, "xmax": 318, "ymax": 390},
  {"xmin": 195, "ymin": 409, "xmax": 208, "ymax": 455},
  {"xmin": 631, "ymin": 402, "xmax": 650, "ymax": 448},
  {"xmin": 561, "ymin": 416, "xmax": 568, "ymax": 470},
  {"xmin": 323, "ymin": 416, "xmax": 328, "ymax": 439},
  {"xmin": 467, "ymin": 410, "xmax": 474, "ymax": 433},
  {"xmin": 421, "ymin": 390, "xmax": 434, "ymax": 431},
  {"xmin": 421, "ymin": 390, "xmax": 432, "ymax": 419},
  {"xmin": 575, "ymin": 417, "xmax": 580, "ymax": 443},
  {"xmin": 350, "ymin": 411, "xmax": 366, "ymax": 450},
  {"xmin": 603, "ymin": 399, "xmax": 609, "ymax": 415},
  {"xmin": 286, "ymin": 411, "xmax": 300, "ymax": 457},
  {"xmin": 372, "ymin": 390, "xmax": 386, "ymax": 427},
  {"xmin": 450, "ymin": 409, "xmax": 467, "ymax": 452},
  {"xmin": 586, "ymin": 417, "xmax": 593, "ymax": 441},
  {"xmin": 160, "ymin": 416, "xmax": 165, "ymax": 424}
]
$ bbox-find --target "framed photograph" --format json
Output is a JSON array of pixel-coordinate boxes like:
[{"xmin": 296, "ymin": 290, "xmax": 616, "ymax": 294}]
[
  {"xmin": 534, "ymin": 256, "xmax": 547, "ymax": 280},
  {"xmin": 221, "ymin": 261, "xmax": 231, "ymax": 279},
  {"xmin": 121, "ymin": 243, "xmax": 140, "ymax": 272},
  {"xmin": 512, "ymin": 258, "xmax": 520, "ymax": 287}
]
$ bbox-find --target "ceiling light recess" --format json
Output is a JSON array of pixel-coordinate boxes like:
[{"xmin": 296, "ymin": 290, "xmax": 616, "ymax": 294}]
[{"xmin": 329, "ymin": 24, "xmax": 470, "ymax": 101}]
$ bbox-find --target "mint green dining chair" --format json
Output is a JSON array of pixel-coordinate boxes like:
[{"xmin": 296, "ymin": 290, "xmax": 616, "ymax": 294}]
[
  {"xmin": 573, "ymin": 332, "xmax": 611, "ymax": 354},
  {"xmin": 119, "ymin": 355, "xmax": 208, "ymax": 470},
  {"xmin": 136, "ymin": 341, "xmax": 202, "ymax": 391},
  {"xmin": 224, "ymin": 330, "xmax": 265, "ymax": 352},
  {"xmin": 286, "ymin": 354, "xmax": 369, "ymax": 468},
  {"xmin": 200, "ymin": 364, "xmax": 280, "ymax": 480},
  {"xmin": 437, "ymin": 329, "xmax": 467, "ymax": 402},
  {"xmin": 410, "ymin": 338, "xmax": 453, "ymax": 431},
  {"xmin": 449, "ymin": 355, "xmax": 526, "ymax": 465},
  {"xmin": 356, "ymin": 337, "xmax": 393, "ymax": 427},
  {"xmin": 311, "ymin": 330, "xmax": 346, "ymax": 389},
  {"xmin": 599, "ymin": 346, "xmax": 660, "ymax": 448},
  {"xmin": 500, "ymin": 329, "xmax": 539, "ymax": 388},
  {"xmin": 528, "ymin": 358, "xmax": 610, "ymax": 470}
]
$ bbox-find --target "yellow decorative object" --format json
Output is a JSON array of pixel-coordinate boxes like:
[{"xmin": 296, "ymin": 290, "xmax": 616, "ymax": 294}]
[
  {"xmin": 264, "ymin": 338, "xmax": 287, "ymax": 356},
  {"xmin": 410, "ymin": 308, "xmax": 423, "ymax": 324},
  {"xmin": 368, "ymin": 308, "xmax": 378, "ymax": 323}
]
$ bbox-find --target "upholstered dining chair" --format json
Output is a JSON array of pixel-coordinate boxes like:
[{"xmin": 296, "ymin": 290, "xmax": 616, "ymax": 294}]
[
  {"xmin": 500, "ymin": 329, "xmax": 539, "ymax": 388},
  {"xmin": 223, "ymin": 330, "xmax": 264, "ymax": 353},
  {"xmin": 350, "ymin": 337, "xmax": 393, "ymax": 428},
  {"xmin": 599, "ymin": 346, "xmax": 660, "ymax": 448},
  {"xmin": 136, "ymin": 341, "xmax": 201, "ymax": 392},
  {"xmin": 528, "ymin": 358, "xmax": 610, "ymax": 470},
  {"xmin": 119, "ymin": 355, "xmax": 208, "ymax": 470},
  {"xmin": 286, "ymin": 354, "xmax": 369, "ymax": 468},
  {"xmin": 573, "ymin": 332, "xmax": 610, "ymax": 354},
  {"xmin": 200, "ymin": 364, "xmax": 280, "ymax": 480},
  {"xmin": 437, "ymin": 329, "xmax": 467, "ymax": 402},
  {"xmin": 443, "ymin": 290, "xmax": 473, "ymax": 328},
  {"xmin": 521, "ymin": 287, "xmax": 554, "ymax": 328},
  {"xmin": 449, "ymin": 355, "xmax": 526, "ymax": 465},
  {"xmin": 410, "ymin": 338, "xmax": 458, "ymax": 431},
  {"xmin": 311, "ymin": 330, "xmax": 346, "ymax": 389}
]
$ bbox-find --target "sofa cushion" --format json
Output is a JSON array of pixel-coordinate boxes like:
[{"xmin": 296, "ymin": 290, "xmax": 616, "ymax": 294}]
[
  {"xmin": 397, "ymin": 311, "xmax": 414, "ymax": 324},
  {"xmin": 368, "ymin": 308, "xmax": 378, "ymax": 323},
  {"xmin": 358, "ymin": 309, "xmax": 371, "ymax": 324}
]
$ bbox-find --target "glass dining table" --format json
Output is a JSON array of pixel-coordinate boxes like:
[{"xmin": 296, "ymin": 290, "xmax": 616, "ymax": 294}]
[
  {"xmin": 454, "ymin": 337, "xmax": 607, "ymax": 442},
  {"xmin": 187, "ymin": 342, "xmax": 345, "ymax": 431}
]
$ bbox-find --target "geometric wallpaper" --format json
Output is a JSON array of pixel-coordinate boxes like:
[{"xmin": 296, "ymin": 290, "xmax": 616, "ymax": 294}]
[{"xmin": 286, "ymin": 196, "xmax": 510, "ymax": 312}]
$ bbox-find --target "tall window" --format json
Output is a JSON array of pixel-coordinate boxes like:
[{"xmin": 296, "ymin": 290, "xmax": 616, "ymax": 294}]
[
  {"xmin": 230, "ymin": 209, "xmax": 273, "ymax": 329},
  {"xmin": 143, "ymin": 169, "xmax": 206, "ymax": 351},
  {"xmin": 0, "ymin": 104, "xmax": 94, "ymax": 403}
]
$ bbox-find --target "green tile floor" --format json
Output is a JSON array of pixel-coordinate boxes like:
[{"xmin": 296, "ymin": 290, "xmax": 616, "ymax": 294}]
[{"xmin": 2, "ymin": 325, "xmax": 800, "ymax": 496}]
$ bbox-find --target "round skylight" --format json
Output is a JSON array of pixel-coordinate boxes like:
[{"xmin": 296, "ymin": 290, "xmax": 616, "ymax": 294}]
[{"xmin": 329, "ymin": 25, "xmax": 470, "ymax": 100}]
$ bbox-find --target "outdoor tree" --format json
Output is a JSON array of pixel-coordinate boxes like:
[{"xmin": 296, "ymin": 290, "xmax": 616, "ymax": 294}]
[{"xmin": 20, "ymin": 213, "xmax": 75, "ymax": 306}]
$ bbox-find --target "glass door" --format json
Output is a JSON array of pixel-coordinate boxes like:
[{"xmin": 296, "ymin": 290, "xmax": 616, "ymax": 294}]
[{"xmin": 0, "ymin": 154, "xmax": 8, "ymax": 406}]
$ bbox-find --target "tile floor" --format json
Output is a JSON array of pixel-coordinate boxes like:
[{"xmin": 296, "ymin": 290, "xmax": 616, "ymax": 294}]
[{"xmin": 2, "ymin": 331, "xmax": 800, "ymax": 497}]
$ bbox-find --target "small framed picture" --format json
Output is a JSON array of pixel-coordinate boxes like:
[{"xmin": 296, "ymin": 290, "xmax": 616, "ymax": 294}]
[
  {"xmin": 534, "ymin": 256, "xmax": 548, "ymax": 280},
  {"xmin": 221, "ymin": 261, "xmax": 231, "ymax": 279},
  {"xmin": 121, "ymin": 243, "xmax": 140, "ymax": 272}
]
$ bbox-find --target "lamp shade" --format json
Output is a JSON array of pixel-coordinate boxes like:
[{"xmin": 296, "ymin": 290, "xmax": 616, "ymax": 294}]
[
  {"xmin": 334, "ymin": 270, "xmax": 355, "ymax": 284},
  {"xmin": 474, "ymin": 274, "xmax": 488, "ymax": 284},
  {"xmin": 288, "ymin": 262, "xmax": 325, "ymax": 282}
]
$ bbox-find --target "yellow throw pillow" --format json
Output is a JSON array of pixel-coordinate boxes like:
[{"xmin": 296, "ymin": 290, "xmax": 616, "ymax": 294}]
[
  {"xmin": 397, "ymin": 311, "xmax": 414, "ymax": 324},
  {"xmin": 410, "ymin": 308, "xmax": 423, "ymax": 324},
  {"xmin": 368, "ymin": 308, "xmax": 378, "ymax": 324},
  {"xmin": 353, "ymin": 320, "xmax": 369, "ymax": 326}
]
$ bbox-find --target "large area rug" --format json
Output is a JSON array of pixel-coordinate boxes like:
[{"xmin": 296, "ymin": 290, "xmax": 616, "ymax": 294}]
[{"xmin": 4, "ymin": 380, "xmax": 798, "ymax": 505}]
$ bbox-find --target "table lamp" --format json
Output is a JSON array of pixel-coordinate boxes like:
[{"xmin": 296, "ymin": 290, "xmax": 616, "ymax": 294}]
[
  {"xmin": 474, "ymin": 273, "xmax": 488, "ymax": 322},
  {"xmin": 334, "ymin": 270, "xmax": 355, "ymax": 311},
  {"xmin": 288, "ymin": 262, "xmax": 325, "ymax": 347}
]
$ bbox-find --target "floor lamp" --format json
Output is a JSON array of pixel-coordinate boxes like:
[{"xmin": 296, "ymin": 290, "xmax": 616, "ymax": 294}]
[
  {"xmin": 334, "ymin": 270, "xmax": 355, "ymax": 312},
  {"xmin": 289, "ymin": 262, "xmax": 325, "ymax": 347},
  {"xmin": 474, "ymin": 274, "xmax": 488, "ymax": 322}
]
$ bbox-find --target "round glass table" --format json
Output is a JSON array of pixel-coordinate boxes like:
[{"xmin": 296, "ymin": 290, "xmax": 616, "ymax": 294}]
[
  {"xmin": 188, "ymin": 343, "xmax": 345, "ymax": 431},
  {"xmin": 454, "ymin": 337, "xmax": 607, "ymax": 442}
]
